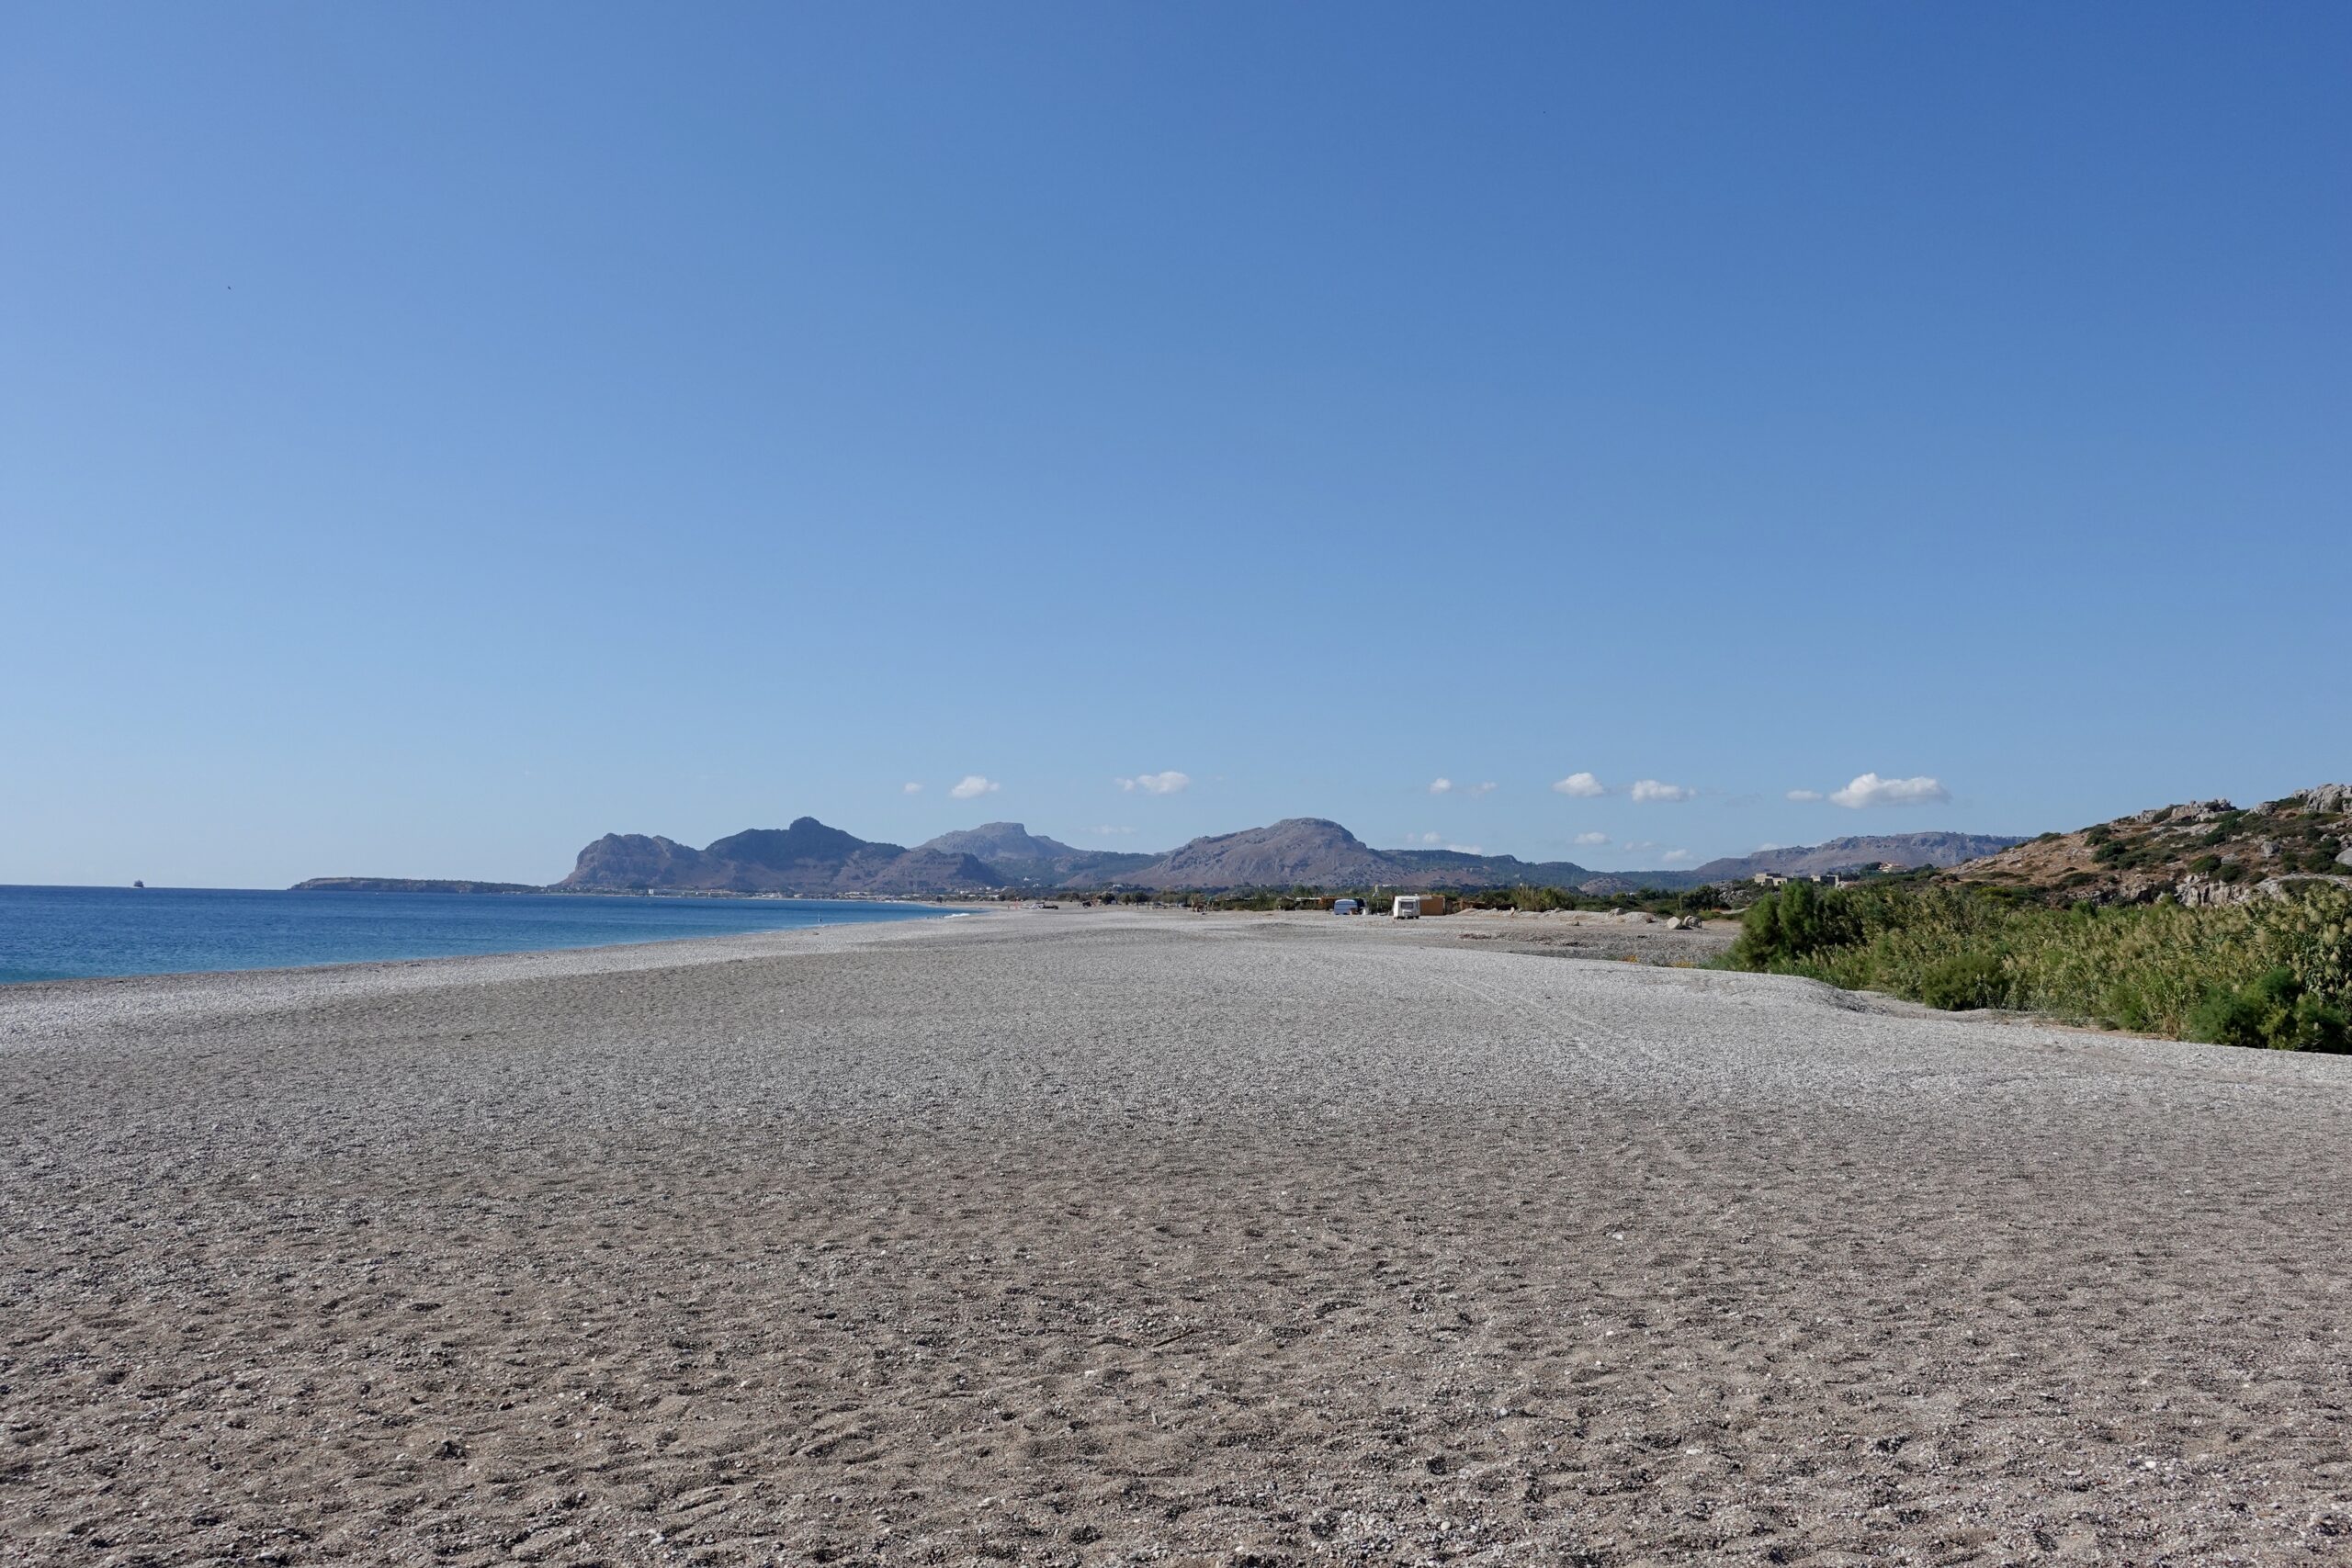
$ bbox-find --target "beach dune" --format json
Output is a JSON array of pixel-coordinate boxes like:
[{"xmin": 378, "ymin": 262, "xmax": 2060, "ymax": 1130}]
[{"xmin": 3, "ymin": 908, "xmax": 2347, "ymax": 1564}]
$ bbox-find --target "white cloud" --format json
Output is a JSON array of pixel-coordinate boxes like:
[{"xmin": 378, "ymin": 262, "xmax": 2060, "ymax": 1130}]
[
  {"xmin": 1786, "ymin": 789, "xmax": 1825, "ymax": 803},
  {"xmin": 1828, "ymin": 773, "xmax": 1951, "ymax": 809},
  {"xmin": 1416, "ymin": 831, "xmax": 1442, "ymax": 844},
  {"xmin": 1756, "ymin": 842, "xmax": 1783, "ymax": 852},
  {"xmin": 1572, "ymin": 831, "xmax": 1611, "ymax": 846},
  {"xmin": 1630, "ymin": 779, "xmax": 1693, "ymax": 803},
  {"xmin": 1118, "ymin": 771, "xmax": 1191, "ymax": 795},
  {"xmin": 1446, "ymin": 843, "xmax": 1484, "ymax": 855},
  {"xmin": 1429, "ymin": 777, "xmax": 1453, "ymax": 795},
  {"xmin": 1661, "ymin": 849, "xmax": 1694, "ymax": 864},
  {"xmin": 1621, "ymin": 840, "xmax": 1657, "ymax": 851},
  {"xmin": 902, "ymin": 782, "xmax": 923, "ymax": 795},
  {"xmin": 1466, "ymin": 781, "xmax": 1497, "ymax": 797},
  {"xmin": 1552, "ymin": 772, "xmax": 1606, "ymax": 797},
  {"xmin": 949, "ymin": 774, "xmax": 1000, "ymax": 800}
]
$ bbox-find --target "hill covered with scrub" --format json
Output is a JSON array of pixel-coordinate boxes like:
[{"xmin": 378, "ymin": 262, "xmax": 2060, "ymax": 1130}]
[
  {"xmin": 1948, "ymin": 784, "xmax": 2352, "ymax": 906},
  {"xmin": 1725, "ymin": 786, "xmax": 2352, "ymax": 1054}
]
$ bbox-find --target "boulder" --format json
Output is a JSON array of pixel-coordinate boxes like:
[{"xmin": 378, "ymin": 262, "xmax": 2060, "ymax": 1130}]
[
  {"xmin": 2307, "ymin": 783, "xmax": 2352, "ymax": 814},
  {"xmin": 2172, "ymin": 874, "xmax": 2249, "ymax": 908},
  {"xmin": 2255, "ymin": 874, "xmax": 2352, "ymax": 900}
]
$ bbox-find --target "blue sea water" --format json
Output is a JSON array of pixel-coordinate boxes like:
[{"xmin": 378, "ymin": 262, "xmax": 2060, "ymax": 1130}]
[{"xmin": 0, "ymin": 886, "xmax": 952, "ymax": 984}]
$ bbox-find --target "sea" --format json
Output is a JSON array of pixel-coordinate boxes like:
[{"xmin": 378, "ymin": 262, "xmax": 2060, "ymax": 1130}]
[{"xmin": 0, "ymin": 886, "xmax": 953, "ymax": 985}]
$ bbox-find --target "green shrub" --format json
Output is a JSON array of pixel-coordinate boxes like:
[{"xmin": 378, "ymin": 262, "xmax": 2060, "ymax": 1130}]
[
  {"xmin": 2188, "ymin": 967, "xmax": 2350, "ymax": 1053},
  {"xmin": 1919, "ymin": 951, "xmax": 2008, "ymax": 1010},
  {"xmin": 1718, "ymin": 882, "xmax": 2352, "ymax": 1049},
  {"xmin": 1731, "ymin": 880, "xmax": 1859, "ymax": 968}
]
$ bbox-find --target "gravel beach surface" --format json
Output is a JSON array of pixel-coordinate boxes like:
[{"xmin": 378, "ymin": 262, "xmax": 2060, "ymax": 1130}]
[{"xmin": 4, "ymin": 907, "xmax": 2348, "ymax": 1565}]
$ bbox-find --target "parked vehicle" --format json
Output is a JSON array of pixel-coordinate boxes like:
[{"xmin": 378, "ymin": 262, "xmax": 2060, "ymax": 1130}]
[
  {"xmin": 1392, "ymin": 895, "xmax": 1421, "ymax": 919},
  {"xmin": 1332, "ymin": 898, "xmax": 1361, "ymax": 915}
]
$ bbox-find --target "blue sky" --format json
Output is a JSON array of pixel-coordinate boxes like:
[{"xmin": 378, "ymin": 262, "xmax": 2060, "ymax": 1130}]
[{"xmin": 5, "ymin": 3, "xmax": 2346, "ymax": 886}]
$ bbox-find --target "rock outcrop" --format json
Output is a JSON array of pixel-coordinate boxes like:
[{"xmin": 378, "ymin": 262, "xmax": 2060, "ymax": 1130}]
[{"xmin": 559, "ymin": 818, "xmax": 996, "ymax": 895}]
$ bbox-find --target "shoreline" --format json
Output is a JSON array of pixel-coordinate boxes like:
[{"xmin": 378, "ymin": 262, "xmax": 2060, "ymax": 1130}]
[{"xmin": 0, "ymin": 888, "xmax": 964, "ymax": 996}]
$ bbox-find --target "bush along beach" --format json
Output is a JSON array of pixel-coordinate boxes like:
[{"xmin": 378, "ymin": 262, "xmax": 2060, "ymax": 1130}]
[{"xmin": 1724, "ymin": 880, "xmax": 2352, "ymax": 1051}]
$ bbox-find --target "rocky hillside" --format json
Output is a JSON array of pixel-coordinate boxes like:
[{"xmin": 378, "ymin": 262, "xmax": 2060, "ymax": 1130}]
[
  {"xmin": 916, "ymin": 823, "xmax": 1156, "ymax": 886},
  {"xmin": 1949, "ymin": 785, "xmax": 2352, "ymax": 905}
]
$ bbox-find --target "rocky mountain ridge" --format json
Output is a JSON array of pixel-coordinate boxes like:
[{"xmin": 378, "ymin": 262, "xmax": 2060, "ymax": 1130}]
[
  {"xmin": 913, "ymin": 823, "xmax": 1156, "ymax": 886},
  {"xmin": 1686, "ymin": 833, "xmax": 2025, "ymax": 885},
  {"xmin": 560, "ymin": 819, "xmax": 1000, "ymax": 896},
  {"xmin": 313, "ymin": 821, "xmax": 2039, "ymax": 897}
]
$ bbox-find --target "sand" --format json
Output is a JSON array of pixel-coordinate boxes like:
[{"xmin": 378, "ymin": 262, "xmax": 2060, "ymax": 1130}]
[{"xmin": 3, "ymin": 907, "xmax": 2348, "ymax": 1566}]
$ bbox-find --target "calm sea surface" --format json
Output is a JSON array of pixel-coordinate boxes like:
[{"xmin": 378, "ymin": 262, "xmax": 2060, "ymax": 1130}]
[{"xmin": 0, "ymin": 886, "xmax": 952, "ymax": 985}]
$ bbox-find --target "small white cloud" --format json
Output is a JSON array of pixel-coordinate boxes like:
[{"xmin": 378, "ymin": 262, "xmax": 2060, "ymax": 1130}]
[
  {"xmin": 1660, "ymin": 849, "xmax": 1694, "ymax": 864},
  {"xmin": 1572, "ymin": 831, "xmax": 1610, "ymax": 846},
  {"xmin": 1621, "ymin": 840, "xmax": 1657, "ymax": 852},
  {"xmin": 1466, "ymin": 781, "xmax": 1497, "ymax": 797},
  {"xmin": 1446, "ymin": 843, "xmax": 1484, "ymax": 855},
  {"xmin": 1630, "ymin": 779, "xmax": 1693, "ymax": 803},
  {"xmin": 1417, "ymin": 831, "xmax": 1442, "ymax": 844},
  {"xmin": 1429, "ymin": 777, "xmax": 1453, "ymax": 795},
  {"xmin": 1552, "ymin": 772, "xmax": 1606, "ymax": 798},
  {"xmin": 902, "ymin": 782, "xmax": 923, "ymax": 795},
  {"xmin": 1756, "ymin": 842, "xmax": 1783, "ymax": 852},
  {"xmin": 949, "ymin": 774, "xmax": 1000, "ymax": 800},
  {"xmin": 1786, "ymin": 789, "xmax": 1826, "ymax": 803},
  {"xmin": 1118, "ymin": 771, "xmax": 1191, "ymax": 795},
  {"xmin": 1829, "ymin": 773, "xmax": 1951, "ymax": 809}
]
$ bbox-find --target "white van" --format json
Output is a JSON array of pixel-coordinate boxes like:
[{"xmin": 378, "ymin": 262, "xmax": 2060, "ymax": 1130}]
[{"xmin": 1392, "ymin": 895, "xmax": 1421, "ymax": 919}]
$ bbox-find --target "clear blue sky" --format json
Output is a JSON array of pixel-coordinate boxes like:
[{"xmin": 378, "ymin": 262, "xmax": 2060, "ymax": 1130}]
[{"xmin": 5, "ymin": 4, "xmax": 2346, "ymax": 886}]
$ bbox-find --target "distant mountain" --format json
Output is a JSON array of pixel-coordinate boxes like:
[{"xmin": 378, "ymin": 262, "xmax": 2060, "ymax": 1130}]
[
  {"xmin": 1109, "ymin": 819, "xmax": 1602, "ymax": 893},
  {"xmin": 1119, "ymin": 818, "xmax": 1400, "ymax": 890},
  {"xmin": 1112, "ymin": 823, "xmax": 2027, "ymax": 895},
  {"xmin": 290, "ymin": 877, "xmax": 543, "ymax": 895},
  {"xmin": 1686, "ymin": 833, "xmax": 2027, "ymax": 885},
  {"xmin": 1387, "ymin": 848, "xmax": 1605, "ymax": 891},
  {"xmin": 545, "ymin": 817, "xmax": 2033, "ymax": 898},
  {"xmin": 560, "ymin": 818, "xmax": 998, "ymax": 896},
  {"xmin": 916, "ymin": 822, "xmax": 1157, "ymax": 886},
  {"xmin": 565, "ymin": 834, "xmax": 709, "ymax": 887}
]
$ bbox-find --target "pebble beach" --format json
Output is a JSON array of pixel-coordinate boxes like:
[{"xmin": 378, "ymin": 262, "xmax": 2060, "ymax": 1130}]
[{"xmin": 4, "ymin": 907, "xmax": 2348, "ymax": 1564}]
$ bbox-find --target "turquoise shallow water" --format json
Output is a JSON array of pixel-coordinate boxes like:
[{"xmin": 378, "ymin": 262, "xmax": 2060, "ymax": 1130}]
[{"xmin": 0, "ymin": 886, "xmax": 949, "ymax": 984}]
